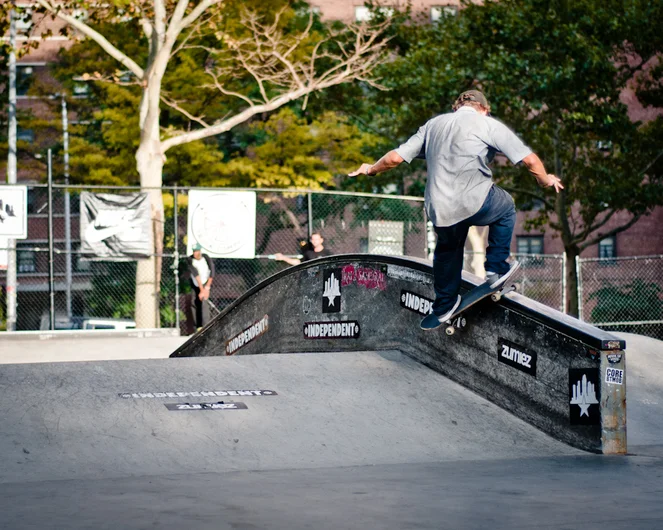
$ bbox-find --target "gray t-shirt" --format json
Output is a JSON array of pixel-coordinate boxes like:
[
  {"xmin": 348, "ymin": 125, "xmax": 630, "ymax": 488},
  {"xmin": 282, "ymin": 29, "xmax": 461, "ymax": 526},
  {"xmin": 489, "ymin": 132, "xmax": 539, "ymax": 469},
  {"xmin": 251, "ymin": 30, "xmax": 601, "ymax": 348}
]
[{"xmin": 395, "ymin": 106, "xmax": 532, "ymax": 227}]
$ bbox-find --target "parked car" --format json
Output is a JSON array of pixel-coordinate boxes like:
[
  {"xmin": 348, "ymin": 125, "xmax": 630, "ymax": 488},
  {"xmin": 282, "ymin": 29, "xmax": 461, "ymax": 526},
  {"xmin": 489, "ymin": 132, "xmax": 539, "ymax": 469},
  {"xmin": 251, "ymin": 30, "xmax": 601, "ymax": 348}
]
[{"xmin": 39, "ymin": 314, "xmax": 136, "ymax": 331}]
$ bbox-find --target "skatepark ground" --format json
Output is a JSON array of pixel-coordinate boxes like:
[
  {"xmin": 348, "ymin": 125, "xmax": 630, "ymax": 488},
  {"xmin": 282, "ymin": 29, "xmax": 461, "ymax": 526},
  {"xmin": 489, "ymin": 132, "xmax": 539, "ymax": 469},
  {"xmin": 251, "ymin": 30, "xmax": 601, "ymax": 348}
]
[{"xmin": 0, "ymin": 331, "xmax": 661, "ymax": 529}]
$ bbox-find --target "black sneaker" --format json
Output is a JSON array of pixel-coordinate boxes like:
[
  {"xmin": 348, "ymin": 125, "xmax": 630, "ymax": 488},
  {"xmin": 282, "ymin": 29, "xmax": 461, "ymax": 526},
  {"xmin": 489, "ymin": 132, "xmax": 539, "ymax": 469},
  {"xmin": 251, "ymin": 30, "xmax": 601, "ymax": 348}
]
[
  {"xmin": 420, "ymin": 295, "xmax": 462, "ymax": 331},
  {"xmin": 485, "ymin": 261, "xmax": 520, "ymax": 289}
]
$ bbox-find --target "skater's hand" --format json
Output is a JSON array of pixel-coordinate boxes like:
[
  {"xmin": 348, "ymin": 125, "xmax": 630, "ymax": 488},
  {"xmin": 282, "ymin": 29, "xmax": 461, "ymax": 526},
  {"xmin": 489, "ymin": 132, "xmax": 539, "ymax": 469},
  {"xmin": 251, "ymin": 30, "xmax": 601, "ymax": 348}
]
[
  {"xmin": 348, "ymin": 163, "xmax": 374, "ymax": 177},
  {"xmin": 537, "ymin": 173, "xmax": 564, "ymax": 193}
]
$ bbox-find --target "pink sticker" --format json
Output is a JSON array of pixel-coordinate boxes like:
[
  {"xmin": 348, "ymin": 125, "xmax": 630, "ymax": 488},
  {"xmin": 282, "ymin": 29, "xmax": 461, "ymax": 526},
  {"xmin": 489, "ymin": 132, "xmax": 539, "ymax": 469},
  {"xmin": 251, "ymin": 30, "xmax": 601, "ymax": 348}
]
[{"xmin": 341, "ymin": 265, "xmax": 387, "ymax": 290}]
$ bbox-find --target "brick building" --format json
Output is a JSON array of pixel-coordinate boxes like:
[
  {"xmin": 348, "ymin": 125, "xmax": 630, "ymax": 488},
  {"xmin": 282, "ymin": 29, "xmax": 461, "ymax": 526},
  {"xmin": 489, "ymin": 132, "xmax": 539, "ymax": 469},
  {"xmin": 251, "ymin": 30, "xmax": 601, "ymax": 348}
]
[{"xmin": 2, "ymin": 1, "xmax": 662, "ymax": 329}]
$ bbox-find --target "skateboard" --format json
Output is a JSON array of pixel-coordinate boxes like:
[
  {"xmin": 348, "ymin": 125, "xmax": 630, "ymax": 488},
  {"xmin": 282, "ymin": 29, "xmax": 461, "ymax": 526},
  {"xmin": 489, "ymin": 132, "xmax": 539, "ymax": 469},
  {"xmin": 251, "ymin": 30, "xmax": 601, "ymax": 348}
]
[
  {"xmin": 442, "ymin": 280, "xmax": 517, "ymax": 335},
  {"xmin": 420, "ymin": 262, "xmax": 520, "ymax": 335}
]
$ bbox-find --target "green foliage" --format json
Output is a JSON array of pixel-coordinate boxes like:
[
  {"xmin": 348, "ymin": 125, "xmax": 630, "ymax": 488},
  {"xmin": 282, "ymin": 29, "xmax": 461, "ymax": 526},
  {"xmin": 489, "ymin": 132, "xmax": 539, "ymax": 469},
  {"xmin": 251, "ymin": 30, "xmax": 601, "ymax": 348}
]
[
  {"xmin": 216, "ymin": 108, "xmax": 380, "ymax": 189},
  {"xmin": 590, "ymin": 280, "xmax": 663, "ymax": 324},
  {"xmin": 87, "ymin": 262, "xmax": 136, "ymax": 319},
  {"xmin": 351, "ymin": 0, "xmax": 663, "ymax": 248},
  {"xmin": 43, "ymin": 3, "xmax": 380, "ymax": 189}
]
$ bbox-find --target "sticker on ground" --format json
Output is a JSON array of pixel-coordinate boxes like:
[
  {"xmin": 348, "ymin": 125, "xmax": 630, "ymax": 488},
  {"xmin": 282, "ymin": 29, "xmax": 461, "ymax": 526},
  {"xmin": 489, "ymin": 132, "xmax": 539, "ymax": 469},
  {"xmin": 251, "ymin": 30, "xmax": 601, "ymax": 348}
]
[
  {"xmin": 165, "ymin": 402, "xmax": 248, "ymax": 411},
  {"xmin": 119, "ymin": 390, "xmax": 277, "ymax": 399}
]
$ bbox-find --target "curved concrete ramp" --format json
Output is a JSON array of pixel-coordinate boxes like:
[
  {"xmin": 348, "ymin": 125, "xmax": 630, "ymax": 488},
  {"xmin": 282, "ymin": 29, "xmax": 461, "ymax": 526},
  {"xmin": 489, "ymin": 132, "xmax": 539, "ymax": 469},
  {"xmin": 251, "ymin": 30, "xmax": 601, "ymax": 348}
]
[
  {"xmin": 616, "ymin": 332, "xmax": 663, "ymax": 456},
  {"xmin": 173, "ymin": 254, "xmax": 627, "ymax": 453},
  {"xmin": 0, "ymin": 352, "xmax": 581, "ymax": 485}
]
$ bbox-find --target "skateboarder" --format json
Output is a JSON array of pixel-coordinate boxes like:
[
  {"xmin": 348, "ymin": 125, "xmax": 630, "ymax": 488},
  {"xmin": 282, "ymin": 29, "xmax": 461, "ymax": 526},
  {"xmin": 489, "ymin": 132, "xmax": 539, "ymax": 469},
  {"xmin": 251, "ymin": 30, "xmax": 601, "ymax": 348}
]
[{"xmin": 349, "ymin": 90, "xmax": 563, "ymax": 328}]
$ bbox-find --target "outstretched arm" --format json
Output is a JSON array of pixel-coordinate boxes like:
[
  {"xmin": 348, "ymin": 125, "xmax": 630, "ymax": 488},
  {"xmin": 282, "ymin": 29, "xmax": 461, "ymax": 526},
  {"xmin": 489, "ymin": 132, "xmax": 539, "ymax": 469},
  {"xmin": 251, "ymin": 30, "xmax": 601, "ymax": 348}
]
[
  {"xmin": 521, "ymin": 153, "xmax": 564, "ymax": 193},
  {"xmin": 349, "ymin": 150, "xmax": 405, "ymax": 177}
]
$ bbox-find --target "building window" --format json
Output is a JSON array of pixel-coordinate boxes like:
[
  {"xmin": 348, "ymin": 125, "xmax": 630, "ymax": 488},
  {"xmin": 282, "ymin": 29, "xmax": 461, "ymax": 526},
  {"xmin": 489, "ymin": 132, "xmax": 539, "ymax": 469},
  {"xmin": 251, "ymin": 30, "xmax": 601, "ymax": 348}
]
[
  {"xmin": 17, "ymin": 128, "xmax": 34, "ymax": 143},
  {"xmin": 517, "ymin": 235, "xmax": 544, "ymax": 254},
  {"xmin": 355, "ymin": 6, "xmax": 394, "ymax": 22},
  {"xmin": 18, "ymin": 250, "xmax": 36, "ymax": 273},
  {"xmin": 16, "ymin": 65, "xmax": 33, "ymax": 96},
  {"xmin": 516, "ymin": 235, "xmax": 544, "ymax": 267},
  {"xmin": 599, "ymin": 236, "xmax": 616, "ymax": 260},
  {"xmin": 431, "ymin": 5, "xmax": 459, "ymax": 22},
  {"xmin": 73, "ymin": 82, "xmax": 90, "ymax": 96}
]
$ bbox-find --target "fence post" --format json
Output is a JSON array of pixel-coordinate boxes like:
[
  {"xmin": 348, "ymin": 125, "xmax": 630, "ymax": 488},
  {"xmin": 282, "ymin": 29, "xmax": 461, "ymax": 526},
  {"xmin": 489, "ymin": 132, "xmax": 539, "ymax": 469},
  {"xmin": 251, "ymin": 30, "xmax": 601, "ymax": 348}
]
[
  {"xmin": 307, "ymin": 191, "xmax": 313, "ymax": 238},
  {"xmin": 173, "ymin": 186, "xmax": 180, "ymax": 333},
  {"xmin": 47, "ymin": 149, "xmax": 55, "ymax": 331},
  {"xmin": 562, "ymin": 252, "xmax": 567, "ymax": 314},
  {"xmin": 576, "ymin": 255, "xmax": 583, "ymax": 321}
]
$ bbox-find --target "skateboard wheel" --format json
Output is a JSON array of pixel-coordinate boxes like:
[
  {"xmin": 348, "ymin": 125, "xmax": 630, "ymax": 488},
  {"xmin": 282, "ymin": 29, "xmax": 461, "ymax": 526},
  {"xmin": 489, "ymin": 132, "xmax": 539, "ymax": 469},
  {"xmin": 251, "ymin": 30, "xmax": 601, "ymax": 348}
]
[
  {"xmin": 445, "ymin": 326, "xmax": 455, "ymax": 336},
  {"xmin": 491, "ymin": 293, "xmax": 501, "ymax": 302}
]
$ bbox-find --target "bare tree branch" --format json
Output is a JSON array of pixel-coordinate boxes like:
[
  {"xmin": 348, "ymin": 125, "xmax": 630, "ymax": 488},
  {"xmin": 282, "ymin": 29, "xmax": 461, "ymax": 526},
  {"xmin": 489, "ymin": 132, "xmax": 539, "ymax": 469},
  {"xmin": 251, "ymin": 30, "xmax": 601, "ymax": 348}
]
[
  {"xmin": 162, "ymin": 15, "xmax": 390, "ymax": 151},
  {"xmin": 501, "ymin": 186, "xmax": 555, "ymax": 210},
  {"xmin": 579, "ymin": 212, "xmax": 644, "ymax": 251},
  {"xmin": 160, "ymin": 94, "xmax": 210, "ymax": 128},
  {"xmin": 179, "ymin": 0, "xmax": 223, "ymax": 32},
  {"xmin": 33, "ymin": 0, "xmax": 145, "ymax": 79}
]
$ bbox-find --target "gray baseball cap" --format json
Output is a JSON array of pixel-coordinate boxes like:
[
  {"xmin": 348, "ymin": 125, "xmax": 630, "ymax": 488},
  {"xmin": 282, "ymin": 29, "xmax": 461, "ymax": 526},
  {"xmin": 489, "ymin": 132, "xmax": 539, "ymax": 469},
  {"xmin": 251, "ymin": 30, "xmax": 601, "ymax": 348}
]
[{"xmin": 455, "ymin": 90, "xmax": 490, "ymax": 109}]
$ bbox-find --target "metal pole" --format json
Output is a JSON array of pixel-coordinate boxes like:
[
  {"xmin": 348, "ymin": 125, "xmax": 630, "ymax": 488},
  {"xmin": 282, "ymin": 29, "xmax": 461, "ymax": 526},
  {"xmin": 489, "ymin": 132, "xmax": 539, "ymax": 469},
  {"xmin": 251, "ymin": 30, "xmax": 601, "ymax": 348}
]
[
  {"xmin": 61, "ymin": 95, "xmax": 72, "ymax": 319},
  {"xmin": 307, "ymin": 191, "xmax": 313, "ymax": 238},
  {"xmin": 6, "ymin": 9, "xmax": 18, "ymax": 331},
  {"xmin": 561, "ymin": 252, "xmax": 567, "ymax": 314},
  {"xmin": 173, "ymin": 186, "xmax": 180, "ymax": 332},
  {"xmin": 575, "ymin": 255, "xmax": 583, "ymax": 321},
  {"xmin": 47, "ymin": 150, "xmax": 55, "ymax": 330}
]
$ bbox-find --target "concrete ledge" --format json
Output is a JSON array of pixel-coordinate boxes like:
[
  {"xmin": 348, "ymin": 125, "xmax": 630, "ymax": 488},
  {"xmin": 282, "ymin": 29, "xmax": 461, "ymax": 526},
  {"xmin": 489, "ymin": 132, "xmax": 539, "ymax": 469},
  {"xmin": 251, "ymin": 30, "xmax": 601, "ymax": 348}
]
[
  {"xmin": 171, "ymin": 254, "xmax": 627, "ymax": 454},
  {"xmin": 0, "ymin": 328, "xmax": 180, "ymax": 342}
]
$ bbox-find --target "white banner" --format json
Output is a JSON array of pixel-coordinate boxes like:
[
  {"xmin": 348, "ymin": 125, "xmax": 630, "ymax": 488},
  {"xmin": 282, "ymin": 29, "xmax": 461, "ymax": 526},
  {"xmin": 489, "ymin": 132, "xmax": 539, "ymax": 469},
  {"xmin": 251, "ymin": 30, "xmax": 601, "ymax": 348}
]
[
  {"xmin": 0, "ymin": 186, "xmax": 28, "ymax": 239},
  {"xmin": 187, "ymin": 191, "xmax": 256, "ymax": 258},
  {"xmin": 80, "ymin": 192, "xmax": 152, "ymax": 260}
]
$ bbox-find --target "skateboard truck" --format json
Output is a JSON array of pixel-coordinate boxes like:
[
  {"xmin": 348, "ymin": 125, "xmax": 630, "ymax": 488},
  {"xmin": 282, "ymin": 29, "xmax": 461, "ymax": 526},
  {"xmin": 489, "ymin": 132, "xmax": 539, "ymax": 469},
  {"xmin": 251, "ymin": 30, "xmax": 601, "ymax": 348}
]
[{"xmin": 444, "ymin": 283, "xmax": 517, "ymax": 336}]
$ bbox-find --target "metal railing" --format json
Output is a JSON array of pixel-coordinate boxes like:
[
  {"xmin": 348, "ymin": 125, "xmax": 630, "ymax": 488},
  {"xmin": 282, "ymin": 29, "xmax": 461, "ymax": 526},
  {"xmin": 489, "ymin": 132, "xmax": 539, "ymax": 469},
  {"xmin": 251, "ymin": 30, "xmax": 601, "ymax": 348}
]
[{"xmin": 2, "ymin": 183, "xmax": 662, "ymax": 340}]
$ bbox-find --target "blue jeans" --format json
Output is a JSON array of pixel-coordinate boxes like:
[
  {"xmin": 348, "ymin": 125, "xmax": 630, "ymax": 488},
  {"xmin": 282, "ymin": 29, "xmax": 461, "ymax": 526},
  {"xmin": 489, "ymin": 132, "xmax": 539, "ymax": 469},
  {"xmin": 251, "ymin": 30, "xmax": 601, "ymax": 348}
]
[{"xmin": 432, "ymin": 185, "xmax": 516, "ymax": 315}]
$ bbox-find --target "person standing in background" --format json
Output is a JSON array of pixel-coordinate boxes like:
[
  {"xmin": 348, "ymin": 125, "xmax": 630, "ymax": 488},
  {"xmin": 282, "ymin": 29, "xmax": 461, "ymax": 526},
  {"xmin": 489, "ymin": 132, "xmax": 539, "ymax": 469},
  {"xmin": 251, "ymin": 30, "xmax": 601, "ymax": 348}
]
[{"xmin": 187, "ymin": 243, "xmax": 215, "ymax": 330}]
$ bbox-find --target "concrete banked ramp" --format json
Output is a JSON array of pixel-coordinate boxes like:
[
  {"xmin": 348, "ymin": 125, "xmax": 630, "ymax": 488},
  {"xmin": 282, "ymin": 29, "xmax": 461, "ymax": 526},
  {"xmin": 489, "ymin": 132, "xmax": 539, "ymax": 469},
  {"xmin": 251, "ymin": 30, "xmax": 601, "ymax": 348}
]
[{"xmin": 173, "ymin": 254, "xmax": 627, "ymax": 454}]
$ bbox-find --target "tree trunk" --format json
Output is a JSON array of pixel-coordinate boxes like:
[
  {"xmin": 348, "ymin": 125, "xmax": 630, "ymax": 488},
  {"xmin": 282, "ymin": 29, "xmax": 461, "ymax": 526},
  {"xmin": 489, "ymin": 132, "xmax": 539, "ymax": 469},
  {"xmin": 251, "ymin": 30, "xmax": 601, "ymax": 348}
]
[
  {"xmin": 135, "ymin": 142, "xmax": 165, "ymax": 328},
  {"xmin": 565, "ymin": 245, "xmax": 580, "ymax": 318},
  {"xmin": 135, "ymin": 80, "xmax": 165, "ymax": 328},
  {"xmin": 467, "ymin": 226, "xmax": 487, "ymax": 277}
]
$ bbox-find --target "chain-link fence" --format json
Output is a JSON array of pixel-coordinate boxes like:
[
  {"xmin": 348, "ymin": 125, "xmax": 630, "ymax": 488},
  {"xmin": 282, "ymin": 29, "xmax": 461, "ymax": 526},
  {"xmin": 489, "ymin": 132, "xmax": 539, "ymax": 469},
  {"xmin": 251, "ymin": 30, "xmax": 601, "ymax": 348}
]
[
  {"xmin": 463, "ymin": 251, "xmax": 566, "ymax": 311},
  {"xmin": 0, "ymin": 185, "xmax": 428, "ymax": 333},
  {"xmin": 578, "ymin": 255, "xmax": 663, "ymax": 340},
  {"xmin": 3, "ymin": 183, "xmax": 661, "ymax": 338}
]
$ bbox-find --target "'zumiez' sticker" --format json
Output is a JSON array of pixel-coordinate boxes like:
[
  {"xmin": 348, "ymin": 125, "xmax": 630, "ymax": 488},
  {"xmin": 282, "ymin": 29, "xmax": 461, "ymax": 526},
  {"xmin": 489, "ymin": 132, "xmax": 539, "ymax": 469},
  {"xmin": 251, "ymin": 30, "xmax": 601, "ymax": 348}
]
[
  {"xmin": 119, "ymin": 390, "xmax": 277, "ymax": 399},
  {"xmin": 605, "ymin": 367, "xmax": 624, "ymax": 385},
  {"xmin": 303, "ymin": 320, "xmax": 360, "ymax": 339},
  {"xmin": 498, "ymin": 338, "xmax": 537, "ymax": 377},
  {"xmin": 165, "ymin": 402, "xmax": 248, "ymax": 411},
  {"xmin": 225, "ymin": 315, "xmax": 269, "ymax": 355},
  {"xmin": 400, "ymin": 290, "xmax": 434, "ymax": 316}
]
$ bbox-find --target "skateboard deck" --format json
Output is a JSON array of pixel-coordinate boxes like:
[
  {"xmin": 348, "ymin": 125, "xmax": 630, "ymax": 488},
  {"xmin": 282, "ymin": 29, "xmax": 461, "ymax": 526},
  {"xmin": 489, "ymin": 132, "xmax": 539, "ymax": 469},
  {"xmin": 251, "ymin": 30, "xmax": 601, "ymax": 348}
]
[
  {"xmin": 420, "ymin": 262, "xmax": 520, "ymax": 334},
  {"xmin": 442, "ymin": 280, "xmax": 516, "ymax": 335}
]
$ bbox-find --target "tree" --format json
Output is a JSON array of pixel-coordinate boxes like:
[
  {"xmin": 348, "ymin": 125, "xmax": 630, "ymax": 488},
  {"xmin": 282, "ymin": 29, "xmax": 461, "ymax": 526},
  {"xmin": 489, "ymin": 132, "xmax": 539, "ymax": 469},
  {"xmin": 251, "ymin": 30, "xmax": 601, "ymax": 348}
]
[
  {"xmin": 29, "ymin": 0, "xmax": 390, "ymax": 327},
  {"xmin": 354, "ymin": 0, "xmax": 663, "ymax": 315}
]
